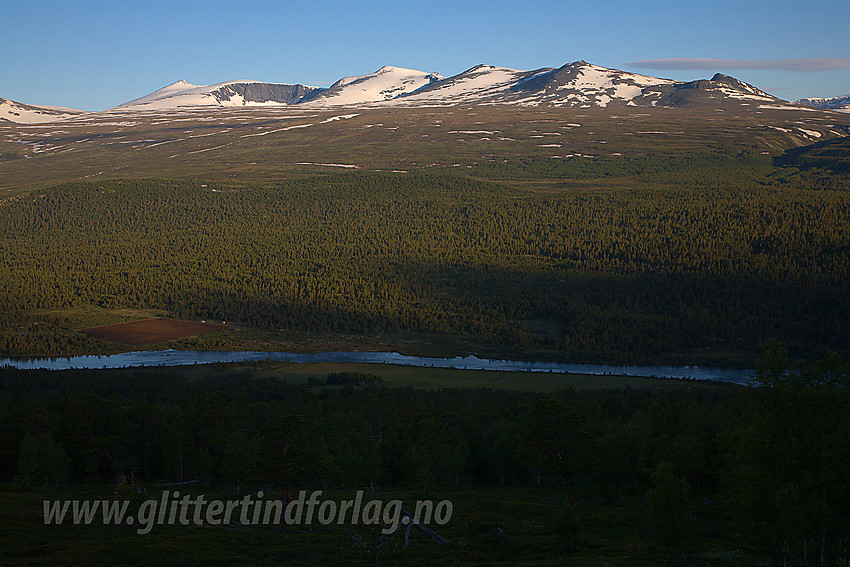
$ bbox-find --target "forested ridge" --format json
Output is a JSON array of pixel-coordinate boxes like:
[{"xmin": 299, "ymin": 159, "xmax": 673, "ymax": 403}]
[{"xmin": 1, "ymin": 170, "xmax": 849, "ymax": 362}]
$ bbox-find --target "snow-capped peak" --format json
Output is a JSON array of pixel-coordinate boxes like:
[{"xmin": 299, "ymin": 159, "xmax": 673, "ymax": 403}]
[
  {"xmin": 32, "ymin": 59, "xmax": 802, "ymax": 114},
  {"xmin": 114, "ymin": 79, "xmax": 322, "ymax": 110},
  {"xmin": 305, "ymin": 66, "xmax": 444, "ymax": 106},
  {"xmin": 794, "ymin": 94, "xmax": 850, "ymax": 113},
  {"xmin": 388, "ymin": 60, "xmax": 674, "ymax": 107},
  {"xmin": 0, "ymin": 97, "xmax": 84, "ymax": 124},
  {"xmin": 165, "ymin": 79, "xmax": 195, "ymax": 89},
  {"xmin": 389, "ymin": 64, "xmax": 529, "ymax": 105}
]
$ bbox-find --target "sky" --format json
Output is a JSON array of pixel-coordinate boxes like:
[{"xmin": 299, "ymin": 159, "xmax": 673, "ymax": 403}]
[{"xmin": 2, "ymin": 0, "xmax": 848, "ymax": 111}]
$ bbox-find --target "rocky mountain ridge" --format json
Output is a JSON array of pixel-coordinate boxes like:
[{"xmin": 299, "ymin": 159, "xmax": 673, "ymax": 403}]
[{"xmin": 2, "ymin": 60, "xmax": 839, "ymax": 123}]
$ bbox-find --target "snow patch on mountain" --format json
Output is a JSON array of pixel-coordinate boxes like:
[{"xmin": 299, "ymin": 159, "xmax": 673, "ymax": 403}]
[
  {"xmin": 115, "ymin": 80, "xmax": 321, "ymax": 110},
  {"xmin": 392, "ymin": 65, "xmax": 531, "ymax": 105},
  {"xmin": 501, "ymin": 61, "xmax": 676, "ymax": 107},
  {"xmin": 0, "ymin": 98, "xmax": 83, "ymax": 124},
  {"xmin": 303, "ymin": 66, "xmax": 443, "ymax": 106},
  {"xmin": 794, "ymin": 94, "xmax": 850, "ymax": 113},
  {"xmin": 16, "ymin": 60, "xmax": 809, "ymax": 115}
]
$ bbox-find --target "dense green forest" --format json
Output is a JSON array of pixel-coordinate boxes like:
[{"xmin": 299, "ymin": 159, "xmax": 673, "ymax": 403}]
[
  {"xmin": 1, "ymin": 349, "xmax": 848, "ymax": 565},
  {"xmin": 0, "ymin": 166, "xmax": 848, "ymax": 363}
]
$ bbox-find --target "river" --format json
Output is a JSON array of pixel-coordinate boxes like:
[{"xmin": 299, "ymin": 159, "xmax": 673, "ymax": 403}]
[{"xmin": 0, "ymin": 350, "xmax": 754, "ymax": 384}]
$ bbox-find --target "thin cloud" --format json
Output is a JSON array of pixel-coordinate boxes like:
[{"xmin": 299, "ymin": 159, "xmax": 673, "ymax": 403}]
[{"xmin": 627, "ymin": 58, "xmax": 850, "ymax": 72}]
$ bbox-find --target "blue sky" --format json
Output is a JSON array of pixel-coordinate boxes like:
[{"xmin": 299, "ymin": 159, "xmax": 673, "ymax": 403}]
[{"xmin": 2, "ymin": 0, "xmax": 848, "ymax": 110}]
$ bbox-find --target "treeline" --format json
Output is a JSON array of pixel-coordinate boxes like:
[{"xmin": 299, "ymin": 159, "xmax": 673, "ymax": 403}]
[
  {"xmin": 772, "ymin": 136, "xmax": 850, "ymax": 191},
  {"xmin": 774, "ymin": 136, "xmax": 850, "ymax": 176},
  {"xmin": 2, "ymin": 349, "xmax": 849, "ymax": 565},
  {"xmin": 0, "ymin": 173, "xmax": 849, "ymax": 361},
  {"xmin": 468, "ymin": 148, "xmax": 777, "ymax": 187}
]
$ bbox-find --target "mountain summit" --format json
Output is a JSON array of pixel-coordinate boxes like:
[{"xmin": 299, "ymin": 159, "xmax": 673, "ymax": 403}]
[
  {"xmin": 300, "ymin": 66, "xmax": 444, "ymax": 106},
  {"xmin": 0, "ymin": 98, "xmax": 83, "ymax": 124},
  {"xmin": 112, "ymin": 61, "xmax": 782, "ymax": 111},
  {"xmin": 116, "ymin": 79, "xmax": 322, "ymax": 110},
  {"xmin": 0, "ymin": 60, "xmax": 816, "ymax": 122}
]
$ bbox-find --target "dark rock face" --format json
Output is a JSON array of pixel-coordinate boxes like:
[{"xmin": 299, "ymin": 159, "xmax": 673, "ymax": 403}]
[
  {"xmin": 711, "ymin": 73, "xmax": 744, "ymax": 86},
  {"xmin": 650, "ymin": 80, "xmax": 727, "ymax": 107},
  {"xmin": 211, "ymin": 83, "xmax": 322, "ymax": 105},
  {"xmin": 508, "ymin": 62, "xmax": 580, "ymax": 94},
  {"xmin": 710, "ymin": 73, "xmax": 773, "ymax": 98},
  {"xmin": 646, "ymin": 73, "xmax": 776, "ymax": 108}
]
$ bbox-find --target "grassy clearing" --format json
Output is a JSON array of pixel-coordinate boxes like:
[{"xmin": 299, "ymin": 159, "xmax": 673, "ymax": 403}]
[
  {"xmin": 77, "ymin": 319, "xmax": 225, "ymax": 346},
  {"xmin": 179, "ymin": 360, "xmax": 739, "ymax": 392}
]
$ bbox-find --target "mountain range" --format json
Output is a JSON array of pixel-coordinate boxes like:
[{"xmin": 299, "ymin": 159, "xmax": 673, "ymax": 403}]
[
  {"xmin": 794, "ymin": 94, "xmax": 850, "ymax": 112},
  {"xmin": 1, "ymin": 60, "xmax": 845, "ymax": 124}
]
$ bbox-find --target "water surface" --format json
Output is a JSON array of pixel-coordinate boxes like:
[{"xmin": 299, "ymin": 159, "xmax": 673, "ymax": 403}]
[{"xmin": 0, "ymin": 350, "xmax": 753, "ymax": 384}]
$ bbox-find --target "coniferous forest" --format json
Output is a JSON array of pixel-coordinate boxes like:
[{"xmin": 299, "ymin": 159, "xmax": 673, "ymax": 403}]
[{"xmin": 1, "ymin": 164, "xmax": 849, "ymax": 364}]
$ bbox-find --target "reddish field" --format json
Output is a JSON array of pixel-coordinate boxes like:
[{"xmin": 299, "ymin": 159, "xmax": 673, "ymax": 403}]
[{"xmin": 78, "ymin": 319, "xmax": 224, "ymax": 345}]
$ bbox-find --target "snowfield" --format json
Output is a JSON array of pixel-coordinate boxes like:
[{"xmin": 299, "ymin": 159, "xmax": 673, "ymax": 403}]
[
  {"xmin": 391, "ymin": 65, "xmax": 526, "ymax": 105},
  {"xmin": 1, "ymin": 98, "xmax": 83, "ymax": 124},
  {"xmin": 303, "ymin": 66, "xmax": 443, "ymax": 106}
]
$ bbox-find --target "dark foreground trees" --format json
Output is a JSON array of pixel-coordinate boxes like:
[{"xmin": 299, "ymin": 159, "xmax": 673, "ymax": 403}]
[
  {"xmin": 724, "ymin": 344, "xmax": 850, "ymax": 567},
  {"xmin": 2, "ymin": 348, "xmax": 848, "ymax": 563}
]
